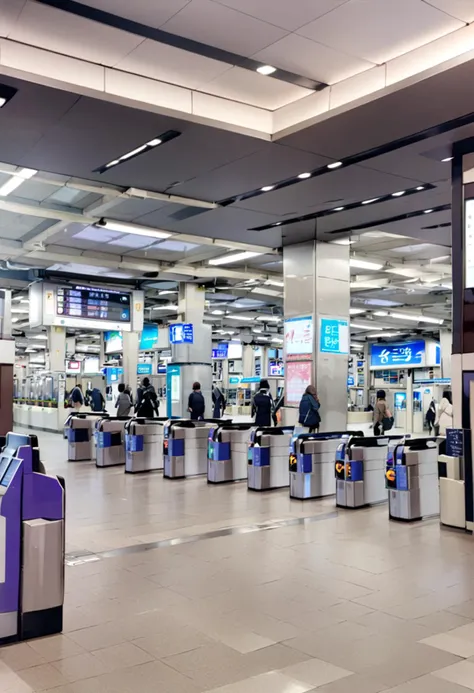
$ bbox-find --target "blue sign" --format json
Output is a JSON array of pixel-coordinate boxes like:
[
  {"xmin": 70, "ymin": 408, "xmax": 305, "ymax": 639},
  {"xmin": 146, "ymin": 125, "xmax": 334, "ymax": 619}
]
[
  {"xmin": 371, "ymin": 340, "xmax": 425, "ymax": 368},
  {"xmin": 212, "ymin": 344, "xmax": 228, "ymax": 359},
  {"xmin": 435, "ymin": 343, "xmax": 441, "ymax": 366},
  {"xmin": 104, "ymin": 366, "xmax": 123, "ymax": 385},
  {"xmin": 137, "ymin": 363, "xmax": 152, "ymax": 375},
  {"xmin": 347, "ymin": 375, "xmax": 355, "ymax": 386},
  {"xmin": 169, "ymin": 323, "xmax": 194, "ymax": 344},
  {"xmin": 319, "ymin": 318, "xmax": 349, "ymax": 354},
  {"xmin": 241, "ymin": 376, "xmax": 260, "ymax": 384},
  {"xmin": 140, "ymin": 324, "xmax": 158, "ymax": 351},
  {"xmin": 229, "ymin": 376, "xmax": 241, "ymax": 385},
  {"xmin": 446, "ymin": 429, "xmax": 464, "ymax": 458}
]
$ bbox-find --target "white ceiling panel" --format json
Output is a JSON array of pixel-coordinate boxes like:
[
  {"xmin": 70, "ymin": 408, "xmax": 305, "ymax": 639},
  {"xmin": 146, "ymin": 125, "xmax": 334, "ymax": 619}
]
[
  {"xmin": 213, "ymin": 0, "xmax": 349, "ymax": 31},
  {"xmin": 203, "ymin": 67, "xmax": 313, "ymax": 109},
  {"xmin": 0, "ymin": 0, "xmax": 26, "ymax": 37},
  {"xmin": 161, "ymin": 0, "xmax": 288, "ymax": 55},
  {"xmin": 0, "ymin": 211, "xmax": 43, "ymax": 239},
  {"xmin": 253, "ymin": 33, "xmax": 374, "ymax": 85},
  {"xmin": 11, "ymin": 1, "xmax": 143, "ymax": 66},
  {"xmin": 75, "ymin": 0, "xmax": 192, "ymax": 28},
  {"xmin": 297, "ymin": 0, "xmax": 464, "ymax": 64},
  {"xmin": 424, "ymin": 0, "xmax": 474, "ymax": 23},
  {"xmin": 115, "ymin": 39, "xmax": 231, "ymax": 91}
]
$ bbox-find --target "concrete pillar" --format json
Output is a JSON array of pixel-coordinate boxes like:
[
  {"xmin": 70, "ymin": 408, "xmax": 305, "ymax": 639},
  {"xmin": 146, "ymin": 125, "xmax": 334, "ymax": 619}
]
[
  {"xmin": 283, "ymin": 241, "xmax": 350, "ymax": 431},
  {"xmin": 0, "ymin": 290, "xmax": 14, "ymax": 434},
  {"xmin": 242, "ymin": 345, "xmax": 254, "ymax": 379},
  {"xmin": 440, "ymin": 330, "xmax": 452, "ymax": 380},
  {"xmin": 48, "ymin": 326, "xmax": 66, "ymax": 372},
  {"xmin": 99, "ymin": 332, "xmax": 105, "ymax": 367},
  {"xmin": 122, "ymin": 331, "xmax": 139, "ymax": 391}
]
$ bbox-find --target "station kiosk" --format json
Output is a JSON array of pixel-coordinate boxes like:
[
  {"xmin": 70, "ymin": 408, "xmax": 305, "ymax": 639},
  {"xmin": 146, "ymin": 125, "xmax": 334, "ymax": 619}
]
[
  {"xmin": 95, "ymin": 417, "xmax": 129, "ymax": 468},
  {"xmin": 335, "ymin": 435, "xmax": 402, "ymax": 508},
  {"xmin": 290, "ymin": 432, "xmax": 362, "ymax": 500},
  {"xmin": 0, "ymin": 433, "xmax": 65, "ymax": 643},
  {"xmin": 65, "ymin": 412, "xmax": 109, "ymax": 461},
  {"xmin": 124, "ymin": 417, "xmax": 168, "ymax": 473},
  {"xmin": 163, "ymin": 419, "xmax": 219, "ymax": 479},
  {"xmin": 208, "ymin": 423, "xmax": 254, "ymax": 483},
  {"xmin": 386, "ymin": 438, "xmax": 439, "ymax": 521},
  {"xmin": 248, "ymin": 426, "xmax": 294, "ymax": 491}
]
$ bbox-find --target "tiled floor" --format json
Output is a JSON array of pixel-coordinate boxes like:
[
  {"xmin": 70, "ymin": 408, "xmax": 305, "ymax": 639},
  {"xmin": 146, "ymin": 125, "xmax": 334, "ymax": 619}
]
[{"xmin": 2, "ymin": 429, "xmax": 474, "ymax": 691}]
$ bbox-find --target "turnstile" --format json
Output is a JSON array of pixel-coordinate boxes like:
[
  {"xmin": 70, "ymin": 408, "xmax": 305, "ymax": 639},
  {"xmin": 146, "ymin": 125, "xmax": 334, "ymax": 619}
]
[
  {"xmin": 66, "ymin": 412, "xmax": 109, "ymax": 461},
  {"xmin": 0, "ymin": 433, "xmax": 65, "ymax": 643},
  {"xmin": 387, "ymin": 438, "xmax": 439, "ymax": 521},
  {"xmin": 163, "ymin": 419, "xmax": 220, "ymax": 478},
  {"xmin": 248, "ymin": 426, "xmax": 294, "ymax": 491},
  {"xmin": 438, "ymin": 437, "xmax": 465, "ymax": 529},
  {"xmin": 336, "ymin": 435, "xmax": 403, "ymax": 508},
  {"xmin": 208, "ymin": 423, "xmax": 254, "ymax": 483},
  {"xmin": 290, "ymin": 431, "xmax": 361, "ymax": 500},
  {"xmin": 124, "ymin": 417, "xmax": 168, "ymax": 473},
  {"xmin": 95, "ymin": 417, "xmax": 129, "ymax": 467}
]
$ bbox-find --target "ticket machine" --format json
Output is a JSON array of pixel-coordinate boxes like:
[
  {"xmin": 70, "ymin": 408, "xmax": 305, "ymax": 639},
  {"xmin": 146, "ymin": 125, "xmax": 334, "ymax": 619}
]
[
  {"xmin": 0, "ymin": 433, "xmax": 65, "ymax": 643},
  {"xmin": 124, "ymin": 417, "xmax": 168, "ymax": 473},
  {"xmin": 208, "ymin": 423, "xmax": 254, "ymax": 483},
  {"xmin": 248, "ymin": 427, "xmax": 294, "ymax": 491},
  {"xmin": 386, "ymin": 438, "xmax": 439, "ymax": 521}
]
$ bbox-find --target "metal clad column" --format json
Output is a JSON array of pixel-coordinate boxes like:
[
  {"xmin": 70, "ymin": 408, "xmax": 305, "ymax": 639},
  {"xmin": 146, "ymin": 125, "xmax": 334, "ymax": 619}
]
[
  {"xmin": 283, "ymin": 242, "xmax": 350, "ymax": 431},
  {"xmin": 122, "ymin": 332, "xmax": 139, "ymax": 391}
]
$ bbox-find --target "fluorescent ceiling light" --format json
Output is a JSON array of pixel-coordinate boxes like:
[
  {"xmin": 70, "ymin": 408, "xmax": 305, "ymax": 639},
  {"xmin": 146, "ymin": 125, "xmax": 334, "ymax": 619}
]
[
  {"xmin": 0, "ymin": 167, "xmax": 37, "ymax": 197},
  {"xmin": 251, "ymin": 287, "xmax": 281, "ymax": 297},
  {"xmin": 351, "ymin": 343, "xmax": 363, "ymax": 349},
  {"xmin": 351, "ymin": 323, "xmax": 375, "ymax": 330},
  {"xmin": 389, "ymin": 311, "xmax": 443, "ymax": 325},
  {"xmin": 209, "ymin": 251, "xmax": 262, "ymax": 266},
  {"xmin": 257, "ymin": 316, "xmax": 281, "ymax": 322},
  {"xmin": 257, "ymin": 65, "xmax": 276, "ymax": 75},
  {"xmin": 392, "ymin": 191, "xmax": 405, "ymax": 197},
  {"xmin": 350, "ymin": 258, "xmax": 383, "ymax": 270},
  {"xmin": 98, "ymin": 220, "xmax": 170, "ymax": 239},
  {"xmin": 211, "ymin": 309, "xmax": 225, "ymax": 315},
  {"xmin": 416, "ymin": 186, "xmax": 424, "ymax": 191},
  {"xmin": 349, "ymin": 308, "xmax": 365, "ymax": 315},
  {"xmin": 159, "ymin": 290, "xmax": 177, "ymax": 295},
  {"xmin": 253, "ymin": 328, "xmax": 263, "ymax": 333},
  {"xmin": 441, "ymin": 157, "xmax": 453, "ymax": 162},
  {"xmin": 147, "ymin": 138, "xmax": 162, "ymax": 146},
  {"xmin": 120, "ymin": 144, "xmax": 147, "ymax": 161},
  {"xmin": 298, "ymin": 172, "xmax": 311, "ymax": 179},
  {"xmin": 424, "ymin": 209, "xmax": 433, "ymax": 214},
  {"xmin": 362, "ymin": 198, "xmax": 379, "ymax": 204},
  {"xmin": 327, "ymin": 161, "xmax": 343, "ymax": 169},
  {"xmin": 430, "ymin": 255, "xmax": 450, "ymax": 264},
  {"xmin": 152, "ymin": 304, "xmax": 178, "ymax": 310},
  {"xmin": 332, "ymin": 238, "xmax": 353, "ymax": 245},
  {"xmin": 20, "ymin": 299, "xmax": 29, "ymax": 304},
  {"xmin": 333, "ymin": 207, "xmax": 345, "ymax": 212},
  {"xmin": 350, "ymin": 281, "xmax": 383, "ymax": 289},
  {"xmin": 261, "ymin": 185, "xmax": 275, "ymax": 192},
  {"xmin": 31, "ymin": 334, "xmax": 48, "ymax": 340},
  {"xmin": 272, "ymin": 337, "xmax": 283, "ymax": 343},
  {"xmin": 265, "ymin": 279, "xmax": 284, "ymax": 287},
  {"xmin": 373, "ymin": 311, "xmax": 389, "ymax": 316},
  {"xmin": 97, "ymin": 130, "xmax": 180, "ymax": 172},
  {"xmin": 368, "ymin": 332, "xmax": 401, "ymax": 338},
  {"xmin": 226, "ymin": 315, "xmax": 253, "ymax": 321},
  {"xmin": 0, "ymin": 98, "xmax": 6, "ymax": 108}
]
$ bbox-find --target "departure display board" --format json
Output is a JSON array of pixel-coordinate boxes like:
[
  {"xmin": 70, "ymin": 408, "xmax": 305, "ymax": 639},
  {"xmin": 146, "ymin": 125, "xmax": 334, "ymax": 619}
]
[{"xmin": 57, "ymin": 286, "xmax": 130, "ymax": 323}]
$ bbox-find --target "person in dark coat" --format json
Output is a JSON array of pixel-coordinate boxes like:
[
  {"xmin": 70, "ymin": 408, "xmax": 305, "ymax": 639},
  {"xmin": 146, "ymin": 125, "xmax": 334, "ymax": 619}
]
[
  {"xmin": 90, "ymin": 387, "xmax": 105, "ymax": 412},
  {"xmin": 135, "ymin": 377, "xmax": 159, "ymax": 418},
  {"xmin": 425, "ymin": 399, "xmax": 436, "ymax": 434},
  {"xmin": 298, "ymin": 385, "xmax": 321, "ymax": 432},
  {"xmin": 252, "ymin": 379, "xmax": 275, "ymax": 427},
  {"xmin": 212, "ymin": 385, "xmax": 226, "ymax": 418},
  {"xmin": 188, "ymin": 382, "xmax": 205, "ymax": 420}
]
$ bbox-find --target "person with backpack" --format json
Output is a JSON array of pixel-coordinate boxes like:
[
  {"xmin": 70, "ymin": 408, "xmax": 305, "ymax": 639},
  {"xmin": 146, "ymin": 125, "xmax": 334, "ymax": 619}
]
[
  {"xmin": 298, "ymin": 385, "xmax": 321, "ymax": 433},
  {"xmin": 69, "ymin": 383, "xmax": 84, "ymax": 411},
  {"xmin": 252, "ymin": 379, "xmax": 275, "ymax": 427},
  {"xmin": 212, "ymin": 385, "xmax": 226, "ymax": 418},
  {"xmin": 188, "ymin": 382, "xmax": 205, "ymax": 421},
  {"xmin": 90, "ymin": 387, "xmax": 106, "ymax": 412},
  {"xmin": 135, "ymin": 377, "xmax": 159, "ymax": 418}
]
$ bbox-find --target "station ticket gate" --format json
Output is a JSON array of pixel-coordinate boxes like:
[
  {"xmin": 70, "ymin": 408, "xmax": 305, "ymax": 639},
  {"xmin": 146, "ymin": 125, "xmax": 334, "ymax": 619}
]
[
  {"xmin": 290, "ymin": 431, "xmax": 362, "ymax": 500},
  {"xmin": 438, "ymin": 439, "xmax": 465, "ymax": 529},
  {"xmin": 124, "ymin": 417, "xmax": 168, "ymax": 473},
  {"xmin": 386, "ymin": 438, "xmax": 439, "ymax": 521},
  {"xmin": 163, "ymin": 420, "xmax": 221, "ymax": 479},
  {"xmin": 248, "ymin": 427, "xmax": 294, "ymax": 491},
  {"xmin": 95, "ymin": 417, "xmax": 129, "ymax": 468},
  {"xmin": 65, "ymin": 412, "xmax": 109, "ymax": 461},
  {"xmin": 0, "ymin": 433, "xmax": 65, "ymax": 643},
  {"xmin": 208, "ymin": 423, "xmax": 254, "ymax": 484},
  {"xmin": 336, "ymin": 435, "xmax": 404, "ymax": 508}
]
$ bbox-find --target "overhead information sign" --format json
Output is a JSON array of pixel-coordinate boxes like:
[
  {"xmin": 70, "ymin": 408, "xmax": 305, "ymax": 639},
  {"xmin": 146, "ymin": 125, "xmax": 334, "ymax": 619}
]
[
  {"xmin": 371, "ymin": 340, "xmax": 425, "ymax": 368},
  {"xmin": 169, "ymin": 323, "xmax": 194, "ymax": 344},
  {"xmin": 57, "ymin": 286, "xmax": 130, "ymax": 323},
  {"xmin": 140, "ymin": 324, "xmax": 159, "ymax": 351},
  {"xmin": 319, "ymin": 318, "xmax": 349, "ymax": 354}
]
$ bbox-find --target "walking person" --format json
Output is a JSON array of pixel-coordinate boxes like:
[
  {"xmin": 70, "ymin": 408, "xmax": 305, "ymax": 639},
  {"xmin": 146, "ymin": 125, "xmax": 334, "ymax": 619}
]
[
  {"xmin": 188, "ymin": 382, "xmax": 205, "ymax": 421},
  {"xmin": 373, "ymin": 390, "xmax": 391, "ymax": 435},
  {"xmin": 425, "ymin": 399, "xmax": 436, "ymax": 434},
  {"xmin": 115, "ymin": 383, "xmax": 132, "ymax": 418},
  {"xmin": 69, "ymin": 383, "xmax": 84, "ymax": 412},
  {"xmin": 298, "ymin": 385, "xmax": 321, "ymax": 433},
  {"xmin": 252, "ymin": 379, "xmax": 275, "ymax": 427},
  {"xmin": 135, "ymin": 377, "xmax": 159, "ymax": 418},
  {"xmin": 435, "ymin": 390, "xmax": 453, "ymax": 436},
  {"xmin": 212, "ymin": 385, "xmax": 226, "ymax": 418}
]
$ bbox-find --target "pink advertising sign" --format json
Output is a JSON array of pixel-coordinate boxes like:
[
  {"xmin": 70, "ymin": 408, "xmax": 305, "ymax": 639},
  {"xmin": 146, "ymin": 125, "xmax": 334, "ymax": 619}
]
[{"xmin": 286, "ymin": 360, "xmax": 313, "ymax": 405}]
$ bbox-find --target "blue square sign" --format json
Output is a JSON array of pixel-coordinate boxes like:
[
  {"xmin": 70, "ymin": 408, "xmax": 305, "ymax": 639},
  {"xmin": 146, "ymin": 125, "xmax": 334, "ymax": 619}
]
[{"xmin": 169, "ymin": 323, "xmax": 194, "ymax": 344}]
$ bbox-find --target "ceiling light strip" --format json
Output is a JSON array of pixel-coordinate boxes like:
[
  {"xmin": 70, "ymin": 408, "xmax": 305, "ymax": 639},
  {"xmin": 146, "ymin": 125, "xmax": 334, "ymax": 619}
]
[{"xmin": 94, "ymin": 130, "xmax": 181, "ymax": 174}]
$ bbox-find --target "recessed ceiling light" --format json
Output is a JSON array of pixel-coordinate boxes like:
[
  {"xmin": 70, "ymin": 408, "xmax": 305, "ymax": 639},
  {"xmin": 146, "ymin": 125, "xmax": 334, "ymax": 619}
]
[
  {"xmin": 94, "ymin": 130, "xmax": 181, "ymax": 173},
  {"xmin": 257, "ymin": 65, "xmax": 276, "ymax": 75},
  {"xmin": 441, "ymin": 157, "xmax": 453, "ymax": 162},
  {"xmin": 362, "ymin": 198, "xmax": 379, "ymax": 205},
  {"xmin": 274, "ymin": 222, "xmax": 282, "ymax": 226},
  {"xmin": 209, "ymin": 251, "xmax": 262, "ymax": 266},
  {"xmin": 105, "ymin": 160, "xmax": 120, "ymax": 168},
  {"xmin": 350, "ymin": 258, "xmax": 384, "ymax": 270},
  {"xmin": 327, "ymin": 161, "xmax": 343, "ymax": 169},
  {"xmin": 261, "ymin": 185, "xmax": 275, "ymax": 192},
  {"xmin": 416, "ymin": 186, "xmax": 425, "ymax": 191},
  {"xmin": 0, "ymin": 84, "xmax": 17, "ymax": 109},
  {"xmin": 97, "ymin": 219, "xmax": 170, "ymax": 239},
  {"xmin": 392, "ymin": 191, "xmax": 405, "ymax": 197},
  {"xmin": 147, "ymin": 138, "xmax": 162, "ymax": 146},
  {"xmin": 211, "ymin": 309, "xmax": 225, "ymax": 315},
  {"xmin": 333, "ymin": 207, "xmax": 345, "ymax": 212},
  {"xmin": 424, "ymin": 209, "xmax": 433, "ymax": 214},
  {"xmin": 298, "ymin": 172, "xmax": 311, "ymax": 179},
  {"xmin": 120, "ymin": 144, "xmax": 147, "ymax": 161}
]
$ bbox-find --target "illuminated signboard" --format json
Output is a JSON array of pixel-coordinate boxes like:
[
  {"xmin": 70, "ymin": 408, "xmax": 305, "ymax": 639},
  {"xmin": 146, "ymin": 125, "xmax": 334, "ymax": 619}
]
[
  {"xmin": 57, "ymin": 286, "xmax": 130, "ymax": 323},
  {"xmin": 285, "ymin": 316, "xmax": 313, "ymax": 356},
  {"xmin": 169, "ymin": 323, "xmax": 194, "ymax": 344}
]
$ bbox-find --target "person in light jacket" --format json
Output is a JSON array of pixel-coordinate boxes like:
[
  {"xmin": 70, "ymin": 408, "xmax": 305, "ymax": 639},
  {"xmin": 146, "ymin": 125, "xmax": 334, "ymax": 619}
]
[
  {"xmin": 373, "ymin": 390, "xmax": 388, "ymax": 436},
  {"xmin": 436, "ymin": 390, "xmax": 453, "ymax": 436},
  {"xmin": 298, "ymin": 385, "xmax": 321, "ymax": 433},
  {"xmin": 115, "ymin": 383, "xmax": 132, "ymax": 418}
]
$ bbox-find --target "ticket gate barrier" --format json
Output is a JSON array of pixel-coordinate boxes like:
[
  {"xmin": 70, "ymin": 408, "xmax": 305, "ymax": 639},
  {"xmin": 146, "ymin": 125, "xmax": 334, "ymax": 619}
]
[
  {"xmin": 66, "ymin": 412, "xmax": 109, "ymax": 461},
  {"xmin": 163, "ymin": 419, "xmax": 224, "ymax": 479},
  {"xmin": 438, "ymin": 436, "xmax": 466, "ymax": 529},
  {"xmin": 336, "ymin": 435, "xmax": 403, "ymax": 508},
  {"xmin": 248, "ymin": 426, "xmax": 294, "ymax": 491},
  {"xmin": 95, "ymin": 417, "xmax": 129, "ymax": 468},
  {"xmin": 387, "ymin": 438, "xmax": 439, "ymax": 521},
  {"xmin": 208, "ymin": 423, "xmax": 254, "ymax": 483},
  {"xmin": 290, "ymin": 431, "xmax": 363, "ymax": 500},
  {"xmin": 124, "ymin": 417, "xmax": 168, "ymax": 473},
  {"xmin": 0, "ymin": 432, "xmax": 65, "ymax": 643}
]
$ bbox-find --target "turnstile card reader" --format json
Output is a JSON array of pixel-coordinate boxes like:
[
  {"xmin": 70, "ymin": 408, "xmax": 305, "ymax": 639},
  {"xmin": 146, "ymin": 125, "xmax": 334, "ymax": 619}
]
[
  {"xmin": 163, "ymin": 419, "xmax": 220, "ymax": 478},
  {"xmin": 336, "ymin": 435, "xmax": 392, "ymax": 508},
  {"xmin": 66, "ymin": 412, "xmax": 109, "ymax": 461},
  {"xmin": 290, "ymin": 432, "xmax": 359, "ymax": 500},
  {"xmin": 387, "ymin": 438, "xmax": 439, "ymax": 521},
  {"xmin": 0, "ymin": 433, "xmax": 65, "ymax": 644},
  {"xmin": 248, "ymin": 427, "xmax": 294, "ymax": 491},
  {"xmin": 125, "ymin": 418, "xmax": 168, "ymax": 473},
  {"xmin": 95, "ymin": 417, "xmax": 128, "ymax": 467},
  {"xmin": 208, "ymin": 424, "xmax": 254, "ymax": 483}
]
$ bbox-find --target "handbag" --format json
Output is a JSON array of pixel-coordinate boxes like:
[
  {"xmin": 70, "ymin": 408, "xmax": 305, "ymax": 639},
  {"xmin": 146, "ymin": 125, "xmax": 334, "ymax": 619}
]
[{"xmin": 382, "ymin": 416, "xmax": 394, "ymax": 431}]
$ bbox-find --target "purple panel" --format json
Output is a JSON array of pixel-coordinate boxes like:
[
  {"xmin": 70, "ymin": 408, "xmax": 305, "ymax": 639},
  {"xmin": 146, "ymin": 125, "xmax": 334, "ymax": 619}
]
[
  {"xmin": 0, "ymin": 461, "xmax": 22, "ymax": 615},
  {"xmin": 22, "ymin": 474, "xmax": 63, "ymax": 522}
]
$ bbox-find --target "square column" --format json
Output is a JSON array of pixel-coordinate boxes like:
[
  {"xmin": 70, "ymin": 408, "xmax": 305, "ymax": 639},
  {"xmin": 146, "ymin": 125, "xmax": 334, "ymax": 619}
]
[
  {"xmin": 122, "ymin": 331, "xmax": 139, "ymax": 391},
  {"xmin": 283, "ymin": 241, "xmax": 350, "ymax": 431}
]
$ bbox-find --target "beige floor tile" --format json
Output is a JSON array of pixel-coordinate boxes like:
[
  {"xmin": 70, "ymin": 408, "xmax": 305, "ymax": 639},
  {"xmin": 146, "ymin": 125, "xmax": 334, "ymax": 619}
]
[
  {"xmin": 416, "ymin": 611, "xmax": 473, "ymax": 634},
  {"xmin": 90, "ymin": 642, "xmax": 153, "ymax": 671},
  {"xmin": 433, "ymin": 660, "xmax": 474, "ymax": 689},
  {"xmin": 217, "ymin": 630, "xmax": 276, "ymax": 654},
  {"xmin": 384, "ymin": 672, "xmax": 470, "ymax": 691},
  {"xmin": 206, "ymin": 670, "xmax": 313, "ymax": 693},
  {"xmin": 51, "ymin": 653, "xmax": 109, "ymax": 682},
  {"xmin": 132, "ymin": 626, "xmax": 213, "ymax": 659},
  {"xmin": 66, "ymin": 622, "xmax": 129, "ymax": 651},
  {"xmin": 420, "ymin": 633, "xmax": 474, "ymax": 658},
  {"xmin": 315, "ymin": 673, "xmax": 389, "ymax": 692},
  {"xmin": 282, "ymin": 658, "xmax": 352, "ymax": 688},
  {"xmin": 28, "ymin": 635, "xmax": 86, "ymax": 663},
  {"xmin": 13, "ymin": 663, "xmax": 68, "ymax": 691},
  {"xmin": 0, "ymin": 643, "xmax": 46, "ymax": 671},
  {"xmin": 449, "ymin": 623, "xmax": 474, "ymax": 643}
]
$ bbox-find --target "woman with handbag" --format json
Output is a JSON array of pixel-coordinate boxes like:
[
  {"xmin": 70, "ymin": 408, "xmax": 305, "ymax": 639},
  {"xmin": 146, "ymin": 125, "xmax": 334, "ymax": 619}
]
[
  {"xmin": 373, "ymin": 390, "xmax": 393, "ymax": 435},
  {"xmin": 298, "ymin": 385, "xmax": 321, "ymax": 433}
]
